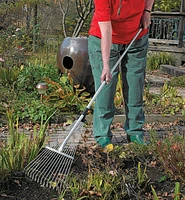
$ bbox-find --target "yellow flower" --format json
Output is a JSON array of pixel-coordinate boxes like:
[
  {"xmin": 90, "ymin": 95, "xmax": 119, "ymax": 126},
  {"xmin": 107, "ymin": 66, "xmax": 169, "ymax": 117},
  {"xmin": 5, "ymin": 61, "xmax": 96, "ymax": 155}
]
[{"xmin": 103, "ymin": 144, "xmax": 114, "ymax": 153}]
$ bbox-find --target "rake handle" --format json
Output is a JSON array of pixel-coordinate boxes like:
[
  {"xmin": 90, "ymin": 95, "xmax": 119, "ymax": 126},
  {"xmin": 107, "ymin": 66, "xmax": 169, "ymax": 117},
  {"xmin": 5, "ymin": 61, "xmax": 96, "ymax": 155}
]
[{"xmin": 58, "ymin": 28, "xmax": 142, "ymax": 152}]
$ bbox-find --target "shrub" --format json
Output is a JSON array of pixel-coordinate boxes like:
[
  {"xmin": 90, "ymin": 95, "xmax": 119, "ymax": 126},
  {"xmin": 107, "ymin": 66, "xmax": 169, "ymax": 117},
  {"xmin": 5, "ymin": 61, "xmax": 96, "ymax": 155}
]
[
  {"xmin": 151, "ymin": 134, "xmax": 185, "ymax": 182},
  {"xmin": 12, "ymin": 98, "xmax": 56, "ymax": 122},
  {"xmin": 144, "ymin": 83, "xmax": 185, "ymax": 115},
  {"xmin": 44, "ymin": 73, "xmax": 91, "ymax": 114},
  {"xmin": 170, "ymin": 75, "xmax": 185, "ymax": 87},
  {"xmin": 147, "ymin": 52, "xmax": 176, "ymax": 71},
  {"xmin": 0, "ymin": 66, "xmax": 20, "ymax": 87},
  {"xmin": 16, "ymin": 61, "xmax": 60, "ymax": 94}
]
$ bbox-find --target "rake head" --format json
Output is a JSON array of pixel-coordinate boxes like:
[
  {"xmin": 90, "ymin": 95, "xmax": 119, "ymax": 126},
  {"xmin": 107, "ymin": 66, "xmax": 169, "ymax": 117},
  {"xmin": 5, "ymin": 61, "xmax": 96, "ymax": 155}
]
[
  {"xmin": 25, "ymin": 121, "xmax": 84, "ymax": 192},
  {"xmin": 25, "ymin": 145, "xmax": 76, "ymax": 192}
]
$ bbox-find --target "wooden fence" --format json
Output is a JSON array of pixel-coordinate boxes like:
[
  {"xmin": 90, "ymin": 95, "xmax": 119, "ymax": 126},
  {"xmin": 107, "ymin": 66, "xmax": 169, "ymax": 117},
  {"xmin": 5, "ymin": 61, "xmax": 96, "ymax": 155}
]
[{"xmin": 149, "ymin": 0, "xmax": 185, "ymax": 53}]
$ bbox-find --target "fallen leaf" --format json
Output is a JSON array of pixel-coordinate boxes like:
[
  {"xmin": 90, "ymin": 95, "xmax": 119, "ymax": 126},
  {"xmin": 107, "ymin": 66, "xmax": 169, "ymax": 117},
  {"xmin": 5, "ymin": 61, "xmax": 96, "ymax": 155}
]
[{"xmin": 14, "ymin": 179, "xmax": 21, "ymax": 186}]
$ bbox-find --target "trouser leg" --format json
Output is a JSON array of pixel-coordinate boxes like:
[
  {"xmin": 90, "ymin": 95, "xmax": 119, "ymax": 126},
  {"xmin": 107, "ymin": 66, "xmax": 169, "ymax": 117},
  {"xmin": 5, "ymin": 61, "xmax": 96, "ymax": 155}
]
[
  {"xmin": 88, "ymin": 36, "xmax": 119, "ymax": 147},
  {"xmin": 121, "ymin": 34, "xmax": 148, "ymax": 141}
]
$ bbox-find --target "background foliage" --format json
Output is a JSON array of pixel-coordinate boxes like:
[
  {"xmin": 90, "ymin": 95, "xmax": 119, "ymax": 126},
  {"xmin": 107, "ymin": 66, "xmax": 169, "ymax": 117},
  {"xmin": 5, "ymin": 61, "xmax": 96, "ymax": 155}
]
[{"xmin": 154, "ymin": 0, "xmax": 181, "ymax": 11}]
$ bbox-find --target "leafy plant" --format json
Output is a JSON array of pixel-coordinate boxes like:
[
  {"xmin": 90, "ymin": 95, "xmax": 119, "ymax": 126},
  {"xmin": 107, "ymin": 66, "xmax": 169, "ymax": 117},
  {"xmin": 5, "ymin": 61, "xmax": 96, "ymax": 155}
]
[
  {"xmin": 6, "ymin": 60, "xmax": 61, "ymax": 122},
  {"xmin": 13, "ymin": 98, "xmax": 56, "ymax": 122},
  {"xmin": 0, "ymin": 26, "xmax": 29, "ymax": 67},
  {"xmin": 154, "ymin": 0, "xmax": 181, "ymax": 12},
  {"xmin": 0, "ymin": 66, "xmax": 20, "ymax": 87},
  {"xmin": 44, "ymin": 73, "xmax": 91, "ymax": 114},
  {"xmin": 16, "ymin": 61, "xmax": 60, "ymax": 94},
  {"xmin": 147, "ymin": 52, "xmax": 176, "ymax": 71},
  {"xmin": 0, "ymin": 26, "xmax": 16, "ymax": 54},
  {"xmin": 0, "ymin": 109, "xmax": 55, "ymax": 182},
  {"xmin": 174, "ymin": 182, "xmax": 181, "ymax": 200},
  {"xmin": 151, "ymin": 185, "xmax": 159, "ymax": 200},
  {"xmin": 67, "ymin": 176, "xmax": 85, "ymax": 199},
  {"xmin": 144, "ymin": 83, "xmax": 185, "ymax": 115},
  {"xmin": 137, "ymin": 162, "xmax": 148, "ymax": 186},
  {"xmin": 114, "ymin": 73, "xmax": 123, "ymax": 108},
  {"xmin": 170, "ymin": 75, "xmax": 185, "ymax": 87},
  {"xmin": 150, "ymin": 182, "xmax": 185, "ymax": 200},
  {"xmin": 151, "ymin": 134, "xmax": 185, "ymax": 181},
  {"xmin": 159, "ymin": 83, "xmax": 185, "ymax": 115},
  {"xmin": 120, "ymin": 142, "xmax": 151, "ymax": 163},
  {"xmin": 26, "ymin": 109, "xmax": 57, "ymax": 163},
  {"xmin": 1, "ymin": 114, "xmax": 28, "ymax": 175},
  {"xmin": 74, "ymin": 171, "xmax": 125, "ymax": 200}
]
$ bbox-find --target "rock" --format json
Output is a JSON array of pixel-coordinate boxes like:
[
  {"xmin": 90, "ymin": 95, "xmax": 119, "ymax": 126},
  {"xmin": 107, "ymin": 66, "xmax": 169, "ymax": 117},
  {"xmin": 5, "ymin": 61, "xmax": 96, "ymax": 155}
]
[{"xmin": 160, "ymin": 65, "xmax": 185, "ymax": 77}]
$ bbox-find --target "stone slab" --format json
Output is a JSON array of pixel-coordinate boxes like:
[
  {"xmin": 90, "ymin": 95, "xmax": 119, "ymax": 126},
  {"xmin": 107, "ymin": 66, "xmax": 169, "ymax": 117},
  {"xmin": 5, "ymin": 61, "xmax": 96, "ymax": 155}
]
[
  {"xmin": 146, "ymin": 74, "xmax": 170, "ymax": 86},
  {"xmin": 160, "ymin": 65, "xmax": 185, "ymax": 76},
  {"xmin": 85, "ymin": 114, "xmax": 183, "ymax": 124},
  {"xmin": 149, "ymin": 87, "xmax": 185, "ymax": 98}
]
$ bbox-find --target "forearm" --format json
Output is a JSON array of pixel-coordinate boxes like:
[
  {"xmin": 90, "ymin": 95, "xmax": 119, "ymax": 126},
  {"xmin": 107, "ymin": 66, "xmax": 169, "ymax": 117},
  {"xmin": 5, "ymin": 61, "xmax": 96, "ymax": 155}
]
[
  {"xmin": 98, "ymin": 21, "xmax": 112, "ymax": 69},
  {"xmin": 144, "ymin": 0, "xmax": 155, "ymax": 11},
  {"xmin": 142, "ymin": 0, "xmax": 154, "ymax": 28}
]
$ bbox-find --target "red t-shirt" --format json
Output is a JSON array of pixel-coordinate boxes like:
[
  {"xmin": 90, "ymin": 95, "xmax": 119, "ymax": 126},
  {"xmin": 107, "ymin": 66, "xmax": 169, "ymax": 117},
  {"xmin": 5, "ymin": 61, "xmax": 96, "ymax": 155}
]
[{"xmin": 89, "ymin": 0, "xmax": 148, "ymax": 44}]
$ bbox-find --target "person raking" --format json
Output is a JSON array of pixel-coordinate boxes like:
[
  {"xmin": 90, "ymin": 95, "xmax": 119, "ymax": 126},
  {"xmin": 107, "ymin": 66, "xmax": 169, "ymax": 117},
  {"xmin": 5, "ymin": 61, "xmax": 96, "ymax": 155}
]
[{"xmin": 88, "ymin": 0, "xmax": 155, "ymax": 151}]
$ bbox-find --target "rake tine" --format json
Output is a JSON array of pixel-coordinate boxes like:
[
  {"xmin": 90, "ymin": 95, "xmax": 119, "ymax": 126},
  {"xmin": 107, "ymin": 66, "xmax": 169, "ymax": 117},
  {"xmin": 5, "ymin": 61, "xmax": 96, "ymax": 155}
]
[
  {"xmin": 56, "ymin": 154, "xmax": 74, "ymax": 192},
  {"xmin": 47, "ymin": 147, "xmax": 75, "ymax": 188},
  {"xmin": 58, "ymin": 159, "xmax": 74, "ymax": 191},
  {"xmin": 33, "ymin": 149, "xmax": 55, "ymax": 182},
  {"xmin": 25, "ymin": 148, "xmax": 50, "ymax": 178},
  {"xmin": 44, "ymin": 143, "xmax": 78, "ymax": 189},
  {"xmin": 29, "ymin": 149, "xmax": 58, "ymax": 184},
  {"xmin": 56, "ymin": 148, "xmax": 76, "ymax": 191},
  {"xmin": 26, "ymin": 149, "xmax": 46, "ymax": 171},
  {"xmin": 40, "ymin": 148, "xmax": 73, "ymax": 187},
  {"xmin": 64, "ymin": 145, "xmax": 76, "ymax": 157},
  {"xmin": 38, "ymin": 150, "xmax": 60, "ymax": 186},
  {"xmin": 45, "ymin": 151, "xmax": 70, "ymax": 188},
  {"xmin": 48, "ymin": 159, "xmax": 69, "ymax": 189},
  {"xmin": 26, "ymin": 149, "xmax": 51, "ymax": 182}
]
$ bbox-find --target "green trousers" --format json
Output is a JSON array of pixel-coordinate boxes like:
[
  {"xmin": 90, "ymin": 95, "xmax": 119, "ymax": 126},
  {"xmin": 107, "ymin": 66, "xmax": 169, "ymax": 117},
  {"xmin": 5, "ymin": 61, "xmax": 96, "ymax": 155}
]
[{"xmin": 88, "ymin": 34, "xmax": 148, "ymax": 147}]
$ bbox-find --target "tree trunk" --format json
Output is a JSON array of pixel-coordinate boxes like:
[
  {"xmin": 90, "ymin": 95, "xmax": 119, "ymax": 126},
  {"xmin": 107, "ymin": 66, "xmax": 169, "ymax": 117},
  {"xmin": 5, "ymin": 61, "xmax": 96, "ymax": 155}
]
[{"xmin": 33, "ymin": 4, "xmax": 38, "ymax": 53}]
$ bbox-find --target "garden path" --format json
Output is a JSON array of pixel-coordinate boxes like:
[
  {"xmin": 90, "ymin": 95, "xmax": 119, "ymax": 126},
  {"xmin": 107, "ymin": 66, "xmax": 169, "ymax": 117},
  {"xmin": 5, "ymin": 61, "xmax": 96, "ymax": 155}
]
[
  {"xmin": 1, "ymin": 119, "xmax": 184, "ymax": 149},
  {"xmin": 45, "ymin": 119, "xmax": 185, "ymax": 148},
  {"xmin": 146, "ymin": 74, "xmax": 185, "ymax": 98}
]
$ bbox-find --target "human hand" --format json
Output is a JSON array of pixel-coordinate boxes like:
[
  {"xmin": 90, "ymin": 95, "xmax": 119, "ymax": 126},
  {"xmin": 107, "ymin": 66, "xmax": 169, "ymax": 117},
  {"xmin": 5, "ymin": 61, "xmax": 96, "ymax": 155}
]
[
  {"xmin": 141, "ymin": 11, "xmax": 151, "ymax": 29},
  {"xmin": 101, "ymin": 66, "xmax": 112, "ymax": 83}
]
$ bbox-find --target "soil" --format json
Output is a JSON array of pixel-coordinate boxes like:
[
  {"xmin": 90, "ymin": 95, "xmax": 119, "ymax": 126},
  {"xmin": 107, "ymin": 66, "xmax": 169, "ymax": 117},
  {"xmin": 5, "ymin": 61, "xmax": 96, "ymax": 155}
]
[
  {"xmin": 1, "ymin": 151, "xmax": 184, "ymax": 200},
  {"xmin": 1, "ymin": 178, "xmax": 58, "ymax": 200},
  {"xmin": 1, "ymin": 121, "xmax": 185, "ymax": 200}
]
